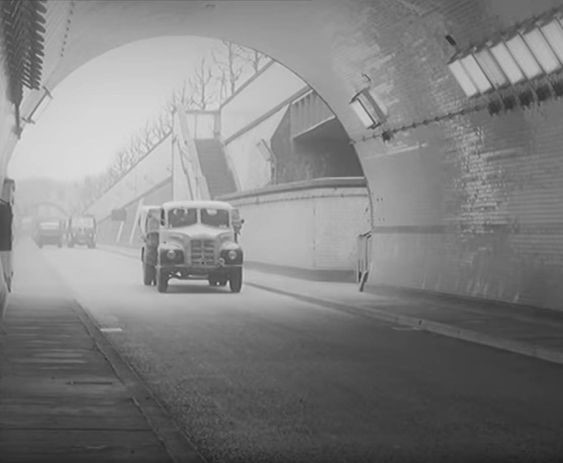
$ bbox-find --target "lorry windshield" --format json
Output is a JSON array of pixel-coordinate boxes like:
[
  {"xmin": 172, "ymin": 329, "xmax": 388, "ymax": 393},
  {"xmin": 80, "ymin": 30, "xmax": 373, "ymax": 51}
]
[
  {"xmin": 201, "ymin": 208, "xmax": 230, "ymax": 228},
  {"xmin": 168, "ymin": 208, "xmax": 197, "ymax": 228},
  {"xmin": 39, "ymin": 221, "xmax": 61, "ymax": 230},
  {"xmin": 71, "ymin": 217, "xmax": 95, "ymax": 228}
]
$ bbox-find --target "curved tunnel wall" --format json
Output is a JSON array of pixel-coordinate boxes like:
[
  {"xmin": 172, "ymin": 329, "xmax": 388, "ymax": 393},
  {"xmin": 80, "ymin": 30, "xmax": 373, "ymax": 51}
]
[
  {"xmin": 341, "ymin": 0, "xmax": 563, "ymax": 309},
  {"xmin": 2, "ymin": 0, "xmax": 563, "ymax": 310}
]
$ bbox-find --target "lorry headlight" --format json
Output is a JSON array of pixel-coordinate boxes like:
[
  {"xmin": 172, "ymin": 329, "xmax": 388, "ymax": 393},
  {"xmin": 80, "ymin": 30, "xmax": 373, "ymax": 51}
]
[{"xmin": 227, "ymin": 249, "xmax": 238, "ymax": 261}]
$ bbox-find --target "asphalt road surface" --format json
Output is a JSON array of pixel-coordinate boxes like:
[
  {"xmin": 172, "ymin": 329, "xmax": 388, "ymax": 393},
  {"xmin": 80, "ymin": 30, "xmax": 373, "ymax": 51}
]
[{"xmin": 36, "ymin": 245, "xmax": 563, "ymax": 463}]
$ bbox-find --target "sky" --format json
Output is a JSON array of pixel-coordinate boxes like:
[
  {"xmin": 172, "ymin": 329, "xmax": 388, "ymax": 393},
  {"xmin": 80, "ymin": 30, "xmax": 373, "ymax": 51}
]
[{"xmin": 8, "ymin": 36, "xmax": 221, "ymax": 182}]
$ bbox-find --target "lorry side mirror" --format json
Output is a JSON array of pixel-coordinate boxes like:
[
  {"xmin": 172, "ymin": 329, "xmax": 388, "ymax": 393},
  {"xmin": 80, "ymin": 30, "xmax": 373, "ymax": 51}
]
[{"xmin": 0, "ymin": 201, "xmax": 13, "ymax": 251}]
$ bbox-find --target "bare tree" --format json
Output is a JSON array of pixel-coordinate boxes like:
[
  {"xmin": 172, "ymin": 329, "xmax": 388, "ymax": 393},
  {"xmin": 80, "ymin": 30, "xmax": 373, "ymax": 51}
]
[
  {"xmin": 242, "ymin": 47, "xmax": 270, "ymax": 74},
  {"xmin": 113, "ymin": 148, "xmax": 134, "ymax": 175},
  {"xmin": 188, "ymin": 58, "xmax": 216, "ymax": 110},
  {"xmin": 212, "ymin": 40, "xmax": 246, "ymax": 98}
]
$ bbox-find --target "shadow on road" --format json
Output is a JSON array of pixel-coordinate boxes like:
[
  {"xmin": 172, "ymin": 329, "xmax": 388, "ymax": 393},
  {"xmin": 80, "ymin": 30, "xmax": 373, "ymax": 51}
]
[{"xmin": 155, "ymin": 281, "xmax": 241, "ymax": 295}]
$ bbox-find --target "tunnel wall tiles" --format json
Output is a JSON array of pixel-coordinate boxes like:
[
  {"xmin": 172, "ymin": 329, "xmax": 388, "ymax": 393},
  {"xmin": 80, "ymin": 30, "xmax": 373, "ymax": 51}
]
[
  {"xmin": 362, "ymin": 101, "xmax": 563, "ymax": 309},
  {"xmin": 231, "ymin": 187, "xmax": 370, "ymax": 271},
  {"xmin": 329, "ymin": 0, "xmax": 563, "ymax": 309}
]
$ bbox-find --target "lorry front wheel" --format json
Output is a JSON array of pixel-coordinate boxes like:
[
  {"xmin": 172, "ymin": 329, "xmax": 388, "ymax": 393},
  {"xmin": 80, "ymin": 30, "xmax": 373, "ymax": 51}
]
[
  {"xmin": 143, "ymin": 263, "xmax": 156, "ymax": 286},
  {"xmin": 156, "ymin": 269, "xmax": 168, "ymax": 293},
  {"xmin": 229, "ymin": 268, "xmax": 242, "ymax": 293}
]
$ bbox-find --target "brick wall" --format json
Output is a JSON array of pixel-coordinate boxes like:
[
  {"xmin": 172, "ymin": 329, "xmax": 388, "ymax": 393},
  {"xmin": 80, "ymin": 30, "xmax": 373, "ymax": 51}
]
[{"xmin": 331, "ymin": 0, "xmax": 563, "ymax": 309}]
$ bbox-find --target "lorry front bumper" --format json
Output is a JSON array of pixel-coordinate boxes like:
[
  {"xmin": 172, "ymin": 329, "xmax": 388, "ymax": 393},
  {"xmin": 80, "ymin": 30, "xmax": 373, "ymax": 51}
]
[{"xmin": 157, "ymin": 263, "xmax": 242, "ymax": 277}]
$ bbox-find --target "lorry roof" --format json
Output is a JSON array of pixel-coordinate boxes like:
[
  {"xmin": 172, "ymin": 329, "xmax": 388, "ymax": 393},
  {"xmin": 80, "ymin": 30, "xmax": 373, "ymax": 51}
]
[{"xmin": 161, "ymin": 200, "xmax": 234, "ymax": 210}]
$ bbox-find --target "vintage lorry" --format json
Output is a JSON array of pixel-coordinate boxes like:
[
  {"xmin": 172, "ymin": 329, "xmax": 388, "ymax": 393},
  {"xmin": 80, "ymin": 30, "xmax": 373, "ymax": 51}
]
[
  {"xmin": 141, "ymin": 200, "xmax": 244, "ymax": 293},
  {"xmin": 33, "ymin": 217, "xmax": 65, "ymax": 248},
  {"xmin": 67, "ymin": 214, "xmax": 97, "ymax": 248}
]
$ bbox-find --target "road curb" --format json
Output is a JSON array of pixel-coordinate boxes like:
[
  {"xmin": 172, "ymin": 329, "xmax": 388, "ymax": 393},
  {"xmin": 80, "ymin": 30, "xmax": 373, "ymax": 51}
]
[
  {"xmin": 71, "ymin": 299, "xmax": 207, "ymax": 463},
  {"xmin": 246, "ymin": 282, "xmax": 563, "ymax": 367}
]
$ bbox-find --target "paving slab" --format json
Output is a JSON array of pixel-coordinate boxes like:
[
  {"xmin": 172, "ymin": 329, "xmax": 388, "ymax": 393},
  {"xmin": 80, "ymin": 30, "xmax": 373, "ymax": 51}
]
[{"xmin": 0, "ymin": 240, "xmax": 205, "ymax": 463}]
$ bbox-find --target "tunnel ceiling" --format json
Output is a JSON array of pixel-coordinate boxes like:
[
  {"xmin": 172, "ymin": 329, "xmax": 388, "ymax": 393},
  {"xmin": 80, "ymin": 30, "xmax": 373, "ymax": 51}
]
[{"xmin": 19, "ymin": 0, "xmax": 563, "ymax": 149}]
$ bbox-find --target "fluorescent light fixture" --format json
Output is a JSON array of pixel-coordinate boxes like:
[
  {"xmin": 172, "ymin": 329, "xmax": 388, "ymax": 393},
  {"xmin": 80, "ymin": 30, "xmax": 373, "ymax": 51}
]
[
  {"xmin": 460, "ymin": 55, "xmax": 493, "ymax": 93},
  {"xmin": 522, "ymin": 27, "xmax": 561, "ymax": 73},
  {"xmin": 540, "ymin": 18, "xmax": 563, "ymax": 64},
  {"xmin": 473, "ymin": 48, "xmax": 509, "ymax": 88},
  {"xmin": 22, "ymin": 86, "xmax": 53, "ymax": 124},
  {"xmin": 505, "ymin": 34, "xmax": 543, "ymax": 79},
  {"xmin": 490, "ymin": 42, "xmax": 526, "ymax": 84},
  {"xmin": 350, "ymin": 88, "xmax": 388, "ymax": 129},
  {"xmin": 448, "ymin": 60, "xmax": 479, "ymax": 97}
]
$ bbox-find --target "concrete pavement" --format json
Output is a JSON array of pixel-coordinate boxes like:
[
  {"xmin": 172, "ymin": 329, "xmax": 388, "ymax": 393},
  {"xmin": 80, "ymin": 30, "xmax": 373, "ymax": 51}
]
[
  {"xmin": 0, "ymin": 240, "xmax": 203, "ymax": 463},
  {"xmin": 100, "ymin": 243, "xmax": 563, "ymax": 366}
]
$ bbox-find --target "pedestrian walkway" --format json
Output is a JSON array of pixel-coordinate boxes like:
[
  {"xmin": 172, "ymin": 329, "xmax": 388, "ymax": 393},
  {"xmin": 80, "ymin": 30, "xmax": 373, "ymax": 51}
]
[
  {"xmin": 0, "ymin": 240, "xmax": 203, "ymax": 462},
  {"xmin": 101, "ymin": 244, "xmax": 563, "ymax": 366}
]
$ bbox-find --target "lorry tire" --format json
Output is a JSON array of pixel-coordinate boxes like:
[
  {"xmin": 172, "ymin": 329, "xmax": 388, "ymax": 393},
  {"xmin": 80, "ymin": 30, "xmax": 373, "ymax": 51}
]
[
  {"xmin": 156, "ymin": 269, "xmax": 168, "ymax": 293},
  {"xmin": 229, "ymin": 268, "xmax": 242, "ymax": 293},
  {"xmin": 143, "ymin": 263, "xmax": 155, "ymax": 286}
]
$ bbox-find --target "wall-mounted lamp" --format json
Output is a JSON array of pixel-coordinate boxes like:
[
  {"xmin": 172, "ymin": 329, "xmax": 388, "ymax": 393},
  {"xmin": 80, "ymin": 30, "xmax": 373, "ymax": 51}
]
[
  {"xmin": 21, "ymin": 86, "xmax": 53, "ymax": 125},
  {"xmin": 350, "ymin": 87, "xmax": 388, "ymax": 129}
]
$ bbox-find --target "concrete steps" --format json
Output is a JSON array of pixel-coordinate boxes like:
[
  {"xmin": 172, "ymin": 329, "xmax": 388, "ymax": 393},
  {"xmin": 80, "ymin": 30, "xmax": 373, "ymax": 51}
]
[{"xmin": 194, "ymin": 139, "xmax": 237, "ymax": 199}]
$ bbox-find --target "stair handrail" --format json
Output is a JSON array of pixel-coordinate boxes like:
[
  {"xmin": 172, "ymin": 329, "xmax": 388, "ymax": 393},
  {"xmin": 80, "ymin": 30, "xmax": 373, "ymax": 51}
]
[{"xmin": 175, "ymin": 107, "xmax": 210, "ymax": 200}]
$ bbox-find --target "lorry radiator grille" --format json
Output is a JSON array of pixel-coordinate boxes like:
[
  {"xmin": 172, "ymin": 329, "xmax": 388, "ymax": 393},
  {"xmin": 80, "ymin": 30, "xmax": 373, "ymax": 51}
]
[{"xmin": 191, "ymin": 240, "xmax": 215, "ymax": 266}]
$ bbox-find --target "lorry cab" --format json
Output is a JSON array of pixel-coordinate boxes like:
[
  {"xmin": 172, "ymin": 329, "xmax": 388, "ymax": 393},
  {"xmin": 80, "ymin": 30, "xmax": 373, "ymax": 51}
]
[
  {"xmin": 67, "ymin": 215, "xmax": 96, "ymax": 248},
  {"xmin": 148, "ymin": 200, "xmax": 244, "ymax": 293}
]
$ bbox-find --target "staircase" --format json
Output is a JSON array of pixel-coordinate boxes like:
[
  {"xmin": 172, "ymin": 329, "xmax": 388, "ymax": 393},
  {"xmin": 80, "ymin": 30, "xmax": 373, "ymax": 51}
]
[{"xmin": 194, "ymin": 139, "xmax": 237, "ymax": 198}]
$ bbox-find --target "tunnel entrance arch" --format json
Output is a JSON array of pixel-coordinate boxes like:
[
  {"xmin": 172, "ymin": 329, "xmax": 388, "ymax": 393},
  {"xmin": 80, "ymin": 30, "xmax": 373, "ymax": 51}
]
[
  {"xmin": 21, "ymin": 1, "xmax": 367, "ymax": 148},
  {"xmin": 6, "ymin": 0, "xmax": 563, "ymax": 310}
]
